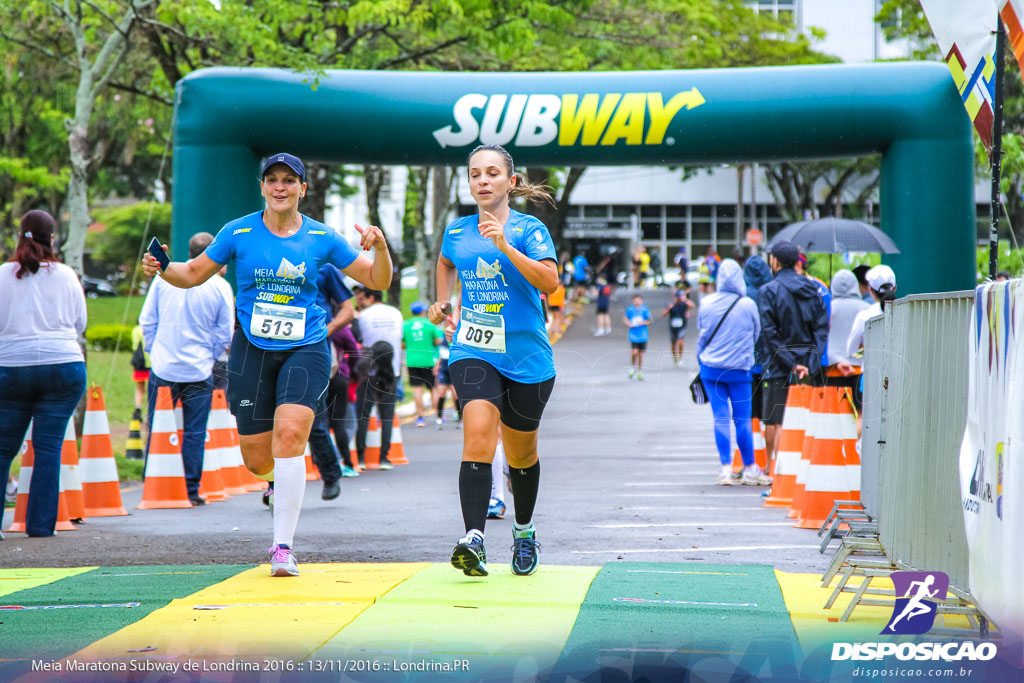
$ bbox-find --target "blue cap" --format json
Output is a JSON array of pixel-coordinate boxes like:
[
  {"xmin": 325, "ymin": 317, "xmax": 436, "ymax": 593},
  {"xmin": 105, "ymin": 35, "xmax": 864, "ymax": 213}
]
[
  {"xmin": 261, "ymin": 153, "xmax": 305, "ymax": 182},
  {"xmin": 410, "ymin": 301, "xmax": 426, "ymax": 315}
]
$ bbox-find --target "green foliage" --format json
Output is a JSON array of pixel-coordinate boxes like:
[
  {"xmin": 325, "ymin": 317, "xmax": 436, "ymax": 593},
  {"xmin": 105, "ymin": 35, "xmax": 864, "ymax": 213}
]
[
  {"xmin": 115, "ymin": 453, "xmax": 145, "ymax": 482},
  {"xmin": 85, "ymin": 324, "xmax": 134, "ymax": 351},
  {"xmin": 88, "ymin": 202, "xmax": 172, "ymax": 271},
  {"xmin": 805, "ymin": 253, "xmax": 881, "ymax": 286},
  {"xmin": 85, "ymin": 348, "xmax": 141, "ymax": 451},
  {"xmin": 976, "ymin": 242, "xmax": 1024, "ymax": 282},
  {"xmin": 87, "ymin": 295, "xmax": 145, "ymax": 329}
]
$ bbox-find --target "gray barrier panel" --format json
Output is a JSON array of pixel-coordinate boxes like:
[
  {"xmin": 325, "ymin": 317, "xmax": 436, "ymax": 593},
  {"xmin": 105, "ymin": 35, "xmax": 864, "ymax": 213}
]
[{"xmin": 866, "ymin": 292, "xmax": 973, "ymax": 594}]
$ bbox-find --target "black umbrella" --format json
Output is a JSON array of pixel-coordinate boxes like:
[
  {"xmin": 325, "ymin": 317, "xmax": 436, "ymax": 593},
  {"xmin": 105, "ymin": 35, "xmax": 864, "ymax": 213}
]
[{"xmin": 768, "ymin": 217, "xmax": 901, "ymax": 255}]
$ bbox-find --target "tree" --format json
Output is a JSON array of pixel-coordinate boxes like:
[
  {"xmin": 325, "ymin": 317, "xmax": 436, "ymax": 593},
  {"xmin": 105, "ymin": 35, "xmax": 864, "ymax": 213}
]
[
  {"xmin": 763, "ymin": 157, "xmax": 882, "ymax": 223},
  {"xmin": 87, "ymin": 200, "xmax": 170, "ymax": 272}
]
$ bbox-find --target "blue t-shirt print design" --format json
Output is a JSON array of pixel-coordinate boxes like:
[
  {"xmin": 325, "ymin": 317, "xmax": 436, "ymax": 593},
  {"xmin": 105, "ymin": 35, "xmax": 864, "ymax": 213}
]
[
  {"xmin": 441, "ymin": 209, "xmax": 557, "ymax": 383},
  {"xmin": 204, "ymin": 211, "xmax": 360, "ymax": 351},
  {"xmin": 626, "ymin": 304, "xmax": 651, "ymax": 343}
]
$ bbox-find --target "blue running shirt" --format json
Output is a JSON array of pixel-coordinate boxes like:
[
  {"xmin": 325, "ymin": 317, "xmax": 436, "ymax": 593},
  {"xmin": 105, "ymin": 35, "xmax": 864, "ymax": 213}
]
[
  {"xmin": 441, "ymin": 209, "xmax": 556, "ymax": 383},
  {"xmin": 204, "ymin": 211, "xmax": 359, "ymax": 351},
  {"xmin": 626, "ymin": 304, "xmax": 651, "ymax": 343}
]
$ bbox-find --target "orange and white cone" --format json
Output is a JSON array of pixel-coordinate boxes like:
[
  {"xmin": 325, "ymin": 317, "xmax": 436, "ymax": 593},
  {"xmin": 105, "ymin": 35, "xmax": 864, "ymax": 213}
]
[
  {"xmin": 303, "ymin": 440, "xmax": 320, "ymax": 481},
  {"xmin": 137, "ymin": 385, "xmax": 192, "ymax": 509},
  {"xmin": 7, "ymin": 423, "xmax": 76, "ymax": 533},
  {"xmin": 789, "ymin": 386, "xmax": 824, "ymax": 519},
  {"xmin": 793, "ymin": 387, "xmax": 858, "ymax": 529},
  {"xmin": 389, "ymin": 415, "xmax": 408, "ymax": 465},
  {"xmin": 60, "ymin": 420, "xmax": 86, "ymax": 523},
  {"xmin": 208, "ymin": 390, "xmax": 247, "ymax": 495},
  {"xmin": 764, "ymin": 385, "xmax": 809, "ymax": 509},
  {"xmin": 362, "ymin": 413, "xmax": 382, "ymax": 469},
  {"xmin": 80, "ymin": 387, "xmax": 128, "ymax": 516},
  {"xmin": 197, "ymin": 432, "xmax": 230, "ymax": 503}
]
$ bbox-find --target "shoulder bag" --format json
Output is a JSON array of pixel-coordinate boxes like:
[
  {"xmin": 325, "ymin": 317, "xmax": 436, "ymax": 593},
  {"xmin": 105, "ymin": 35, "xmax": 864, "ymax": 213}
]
[{"xmin": 689, "ymin": 295, "xmax": 742, "ymax": 405}]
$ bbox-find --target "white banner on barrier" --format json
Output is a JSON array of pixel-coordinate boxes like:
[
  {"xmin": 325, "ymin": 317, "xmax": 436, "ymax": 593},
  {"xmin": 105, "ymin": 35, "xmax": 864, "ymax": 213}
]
[{"xmin": 959, "ymin": 279, "xmax": 1024, "ymax": 638}]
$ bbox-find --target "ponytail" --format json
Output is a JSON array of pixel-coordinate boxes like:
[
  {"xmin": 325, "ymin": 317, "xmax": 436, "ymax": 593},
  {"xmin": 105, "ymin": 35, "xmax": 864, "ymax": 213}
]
[
  {"xmin": 876, "ymin": 283, "xmax": 896, "ymax": 311},
  {"xmin": 468, "ymin": 144, "xmax": 556, "ymax": 207},
  {"xmin": 11, "ymin": 210, "xmax": 58, "ymax": 279}
]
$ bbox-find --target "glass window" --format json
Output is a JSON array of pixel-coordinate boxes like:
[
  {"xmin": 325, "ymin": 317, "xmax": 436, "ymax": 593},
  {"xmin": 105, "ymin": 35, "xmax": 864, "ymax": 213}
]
[
  {"xmin": 691, "ymin": 205, "xmax": 712, "ymax": 219},
  {"xmin": 642, "ymin": 222, "xmax": 661, "ymax": 241},
  {"xmin": 691, "ymin": 220, "xmax": 712, "ymax": 242},
  {"xmin": 641, "ymin": 205, "xmax": 661, "ymax": 218},
  {"xmin": 716, "ymin": 205, "xmax": 736, "ymax": 220},
  {"xmin": 665, "ymin": 221, "xmax": 687, "ymax": 240},
  {"xmin": 611, "ymin": 205, "xmax": 635, "ymax": 218},
  {"xmin": 666, "ymin": 205, "xmax": 687, "ymax": 218},
  {"xmin": 583, "ymin": 205, "xmax": 608, "ymax": 218}
]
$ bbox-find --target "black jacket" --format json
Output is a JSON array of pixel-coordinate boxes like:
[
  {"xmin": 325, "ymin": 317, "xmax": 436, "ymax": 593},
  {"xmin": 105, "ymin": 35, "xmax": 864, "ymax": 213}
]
[{"xmin": 756, "ymin": 268, "xmax": 829, "ymax": 380}]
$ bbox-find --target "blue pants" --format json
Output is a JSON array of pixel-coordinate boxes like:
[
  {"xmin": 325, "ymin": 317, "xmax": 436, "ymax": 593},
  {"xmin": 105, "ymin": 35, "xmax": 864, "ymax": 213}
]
[
  {"xmin": 705, "ymin": 377, "xmax": 754, "ymax": 467},
  {"xmin": 0, "ymin": 362, "xmax": 87, "ymax": 536},
  {"xmin": 146, "ymin": 373, "xmax": 212, "ymax": 498}
]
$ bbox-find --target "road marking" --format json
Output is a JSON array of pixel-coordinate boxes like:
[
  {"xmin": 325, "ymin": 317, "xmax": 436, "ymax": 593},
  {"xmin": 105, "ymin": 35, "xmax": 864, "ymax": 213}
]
[
  {"xmin": 571, "ymin": 545, "xmax": 820, "ymax": 555},
  {"xmin": 0, "ymin": 602, "xmax": 140, "ymax": 610},
  {"xmin": 590, "ymin": 522, "xmax": 795, "ymax": 529},
  {"xmin": 625, "ymin": 570, "xmax": 750, "ymax": 576},
  {"xmin": 613, "ymin": 597, "xmax": 758, "ymax": 608},
  {"xmin": 104, "ymin": 572, "xmax": 202, "ymax": 577}
]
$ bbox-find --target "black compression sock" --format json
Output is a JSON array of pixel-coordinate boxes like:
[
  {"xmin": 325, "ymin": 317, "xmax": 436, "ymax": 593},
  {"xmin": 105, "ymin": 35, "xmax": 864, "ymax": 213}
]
[
  {"xmin": 509, "ymin": 461, "xmax": 540, "ymax": 526},
  {"xmin": 459, "ymin": 461, "xmax": 492, "ymax": 534},
  {"xmin": 438, "ymin": 396, "xmax": 446, "ymax": 418}
]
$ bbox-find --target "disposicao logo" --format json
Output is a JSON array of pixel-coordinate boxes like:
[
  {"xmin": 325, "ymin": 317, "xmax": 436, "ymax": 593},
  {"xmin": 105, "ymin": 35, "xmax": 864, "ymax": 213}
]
[
  {"xmin": 432, "ymin": 90, "xmax": 705, "ymax": 149},
  {"xmin": 883, "ymin": 571, "xmax": 948, "ymax": 635}
]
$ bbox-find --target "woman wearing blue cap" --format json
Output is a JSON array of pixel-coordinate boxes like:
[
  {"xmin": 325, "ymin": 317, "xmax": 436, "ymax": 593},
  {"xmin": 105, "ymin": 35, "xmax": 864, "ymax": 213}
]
[
  {"xmin": 428, "ymin": 144, "xmax": 559, "ymax": 578},
  {"xmin": 141, "ymin": 152, "xmax": 391, "ymax": 577}
]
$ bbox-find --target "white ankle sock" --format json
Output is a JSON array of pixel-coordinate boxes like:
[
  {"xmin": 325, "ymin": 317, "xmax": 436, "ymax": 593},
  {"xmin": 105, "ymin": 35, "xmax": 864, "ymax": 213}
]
[
  {"xmin": 721, "ymin": 465, "xmax": 732, "ymax": 477},
  {"xmin": 272, "ymin": 456, "xmax": 306, "ymax": 547}
]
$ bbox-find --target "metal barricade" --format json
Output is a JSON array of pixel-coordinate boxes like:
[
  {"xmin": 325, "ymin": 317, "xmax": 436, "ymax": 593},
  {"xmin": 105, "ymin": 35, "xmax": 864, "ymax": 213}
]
[{"xmin": 862, "ymin": 291, "xmax": 973, "ymax": 595}]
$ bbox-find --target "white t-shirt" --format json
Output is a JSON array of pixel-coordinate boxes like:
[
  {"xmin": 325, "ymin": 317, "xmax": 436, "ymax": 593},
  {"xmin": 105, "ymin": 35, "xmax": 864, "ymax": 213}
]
[
  {"xmin": 846, "ymin": 302, "xmax": 883, "ymax": 361},
  {"xmin": 358, "ymin": 303, "xmax": 404, "ymax": 376},
  {"xmin": 0, "ymin": 262, "xmax": 86, "ymax": 366}
]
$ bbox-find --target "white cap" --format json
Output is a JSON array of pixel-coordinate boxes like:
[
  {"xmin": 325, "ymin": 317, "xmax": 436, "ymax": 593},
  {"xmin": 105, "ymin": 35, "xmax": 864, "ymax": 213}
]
[{"xmin": 866, "ymin": 265, "xmax": 896, "ymax": 291}]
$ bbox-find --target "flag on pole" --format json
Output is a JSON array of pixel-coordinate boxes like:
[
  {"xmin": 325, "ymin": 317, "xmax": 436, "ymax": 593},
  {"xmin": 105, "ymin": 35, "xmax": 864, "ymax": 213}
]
[
  {"xmin": 1000, "ymin": 0, "xmax": 1024, "ymax": 73},
  {"xmin": 919, "ymin": 0, "xmax": 997, "ymax": 148}
]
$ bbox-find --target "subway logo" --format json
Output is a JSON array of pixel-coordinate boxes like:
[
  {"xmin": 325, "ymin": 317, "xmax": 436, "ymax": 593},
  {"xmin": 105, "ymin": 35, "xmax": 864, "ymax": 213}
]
[{"xmin": 432, "ymin": 90, "xmax": 705, "ymax": 149}]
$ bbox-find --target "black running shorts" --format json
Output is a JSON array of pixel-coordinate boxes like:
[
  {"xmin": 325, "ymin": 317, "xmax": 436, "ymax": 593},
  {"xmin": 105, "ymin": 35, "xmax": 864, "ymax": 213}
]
[
  {"xmin": 407, "ymin": 365, "xmax": 436, "ymax": 389},
  {"xmin": 226, "ymin": 328, "xmax": 330, "ymax": 436},
  {"xmin": 449, "ymin": 358, "xmax": 554, "ymax": 432},
  {"xmin": 762, "ymin": 376, "xmax": 790, "ymax": 426},
  {"xmin": 631, "ymin": 341, "xmax": 647, "ymax": 351}
]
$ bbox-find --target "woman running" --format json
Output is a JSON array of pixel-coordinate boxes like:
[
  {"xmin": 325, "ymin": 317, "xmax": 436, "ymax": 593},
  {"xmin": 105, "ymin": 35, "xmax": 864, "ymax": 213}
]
[
  {"xmin": 141, "ymin": 153, "xmax": 391, "ymax": 576},
  {"xmin": 428, "ymin": 144, "xmax": 558, "ymax": 577}
]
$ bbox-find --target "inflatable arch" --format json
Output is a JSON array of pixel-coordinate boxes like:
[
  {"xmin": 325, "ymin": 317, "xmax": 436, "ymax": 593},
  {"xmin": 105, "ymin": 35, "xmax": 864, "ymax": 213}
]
[{"xmin": 172, "ymin": 63, "xmax": 975, "ymax": 295}]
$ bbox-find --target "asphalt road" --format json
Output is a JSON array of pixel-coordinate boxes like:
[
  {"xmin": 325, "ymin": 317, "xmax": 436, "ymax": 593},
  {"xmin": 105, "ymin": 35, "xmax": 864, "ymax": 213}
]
[{"xmin": 2, "ymin": 287, "xmax": 830, "ymax": 575}]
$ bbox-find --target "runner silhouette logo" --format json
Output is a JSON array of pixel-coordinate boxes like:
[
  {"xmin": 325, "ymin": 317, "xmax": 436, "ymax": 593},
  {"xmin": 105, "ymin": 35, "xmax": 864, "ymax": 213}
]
[{"xmin": 882, "ymin": 571, "xmax": 949, "ymax": 635}]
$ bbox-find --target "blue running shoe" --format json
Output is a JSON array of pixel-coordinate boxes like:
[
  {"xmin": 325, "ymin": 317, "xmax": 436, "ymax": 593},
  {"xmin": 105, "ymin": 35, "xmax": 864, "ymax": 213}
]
[
  {"xmin": 511, "ymin": 527, "xmax": 540, "ymax": 576},
  {"xmin": 341, "ymin": 466, "xmax": 360, "ymax": 478},
  {"xmin": 487, "ymin": 498, "xmax": 506, "ymax": 520},
  {"xmin": 451, "ymin": 532, "xmax": 488, "ymax": 576}
]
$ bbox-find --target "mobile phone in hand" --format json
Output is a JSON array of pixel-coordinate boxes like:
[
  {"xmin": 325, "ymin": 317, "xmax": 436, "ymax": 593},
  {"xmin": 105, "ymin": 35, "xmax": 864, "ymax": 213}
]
[{"xmin": 147, "ymin": 237, "xmax": 170, "ymax": 272}]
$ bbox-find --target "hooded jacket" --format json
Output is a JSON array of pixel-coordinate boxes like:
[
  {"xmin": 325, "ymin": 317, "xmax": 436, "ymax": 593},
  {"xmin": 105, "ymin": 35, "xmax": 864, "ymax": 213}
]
[
  {"xmin": 828, "ymin": 270, "xmax": 869, "ymax": 366},
  {"xmin": 697, "ymin": 259, "xmax": 760, "ymax": 380},
  {"xmin": 743, "ymin": 255, "xmax": 773, "ymax": 370},
  {"xmin": 756, "ymin": 267, "xmax": 829, "ymax": 379}
]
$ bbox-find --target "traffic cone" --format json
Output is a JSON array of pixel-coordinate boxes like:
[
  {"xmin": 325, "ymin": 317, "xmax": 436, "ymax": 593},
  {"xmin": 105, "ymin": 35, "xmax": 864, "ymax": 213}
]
[
  {"xmin": 208, "ymin": 390, "xmax": 247, "ymax": 495},
  {"xmin": 789, "ymin": 386, "xmax": 825, "ymax": 519},
  {"xmin": 125, "ymin": 408, "xmax": 144, "ymax": 460},
  {"xmin": 793, "ymin": 387, "xmax": 858, "ymax": 529},
  {"xmin": 7, "ymin": 423, "xmax": 76, "ymax": 533},
  {"xmin": 60, "ymin": 420, "xmax": 86, "ymax": 523},
  {"xmin": 763, "ymin": 385, "xmax": 809, "ymax": 509},
  {"xmin": 198, "ymin": 434, "xmax": 230, "ymax": 502},
  {"xmin": 389, "ymin": 415, "xmax": 408, "ymax": 465},
  {"xmin": 732, "ymin": 418, "xmax": 766, "ymax": 473},
  {"xmin": 137, "ymin": 385, "xmax": 192, "ymax": 509},
  {"xmin": 839, "ymin": 388, "xmax": 862, "ymax": 503},
  {"xmin": 303, "ymin": 441, "xmax": 320, "ymax": 481},
  {"xmin": 362, "ymin": 412, "xmax": 382, "ymax": 469},
  {"xmin": 80, "ymin": 386, "xmax": 128, "ymax": 516}
]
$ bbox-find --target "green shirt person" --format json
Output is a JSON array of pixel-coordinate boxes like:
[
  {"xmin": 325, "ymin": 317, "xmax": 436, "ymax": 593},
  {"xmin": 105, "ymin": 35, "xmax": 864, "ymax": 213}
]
[{"xmin": 403, "ymin": 301, "xmax": 443, "ymax": 426}]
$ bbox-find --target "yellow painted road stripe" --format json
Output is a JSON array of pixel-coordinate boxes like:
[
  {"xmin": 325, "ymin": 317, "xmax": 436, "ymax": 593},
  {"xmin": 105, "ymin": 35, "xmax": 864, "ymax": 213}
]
[
  {"xmin": 0, "ymin": 567, "xmax": 97, "ymax": 598},
  {"xmin": 315, "ymin": 563, "xmax": 599, "ymax": 679},
  {"xmin": 72, "ymin": 563, "xmax": 429, "ymax": 663}
]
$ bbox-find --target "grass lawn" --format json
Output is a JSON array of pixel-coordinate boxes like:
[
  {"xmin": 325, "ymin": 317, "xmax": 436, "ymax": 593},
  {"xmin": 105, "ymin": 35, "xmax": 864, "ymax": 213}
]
[{"xmin": 87, "ymin": 295, "xmax": 145, "ymax": 329}]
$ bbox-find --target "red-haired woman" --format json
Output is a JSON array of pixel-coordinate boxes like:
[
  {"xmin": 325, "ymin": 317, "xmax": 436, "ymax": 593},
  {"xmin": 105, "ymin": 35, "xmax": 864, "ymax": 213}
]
[{"xmin": 0, "ymin": 210, "xmax": 87, "ymax": 537}]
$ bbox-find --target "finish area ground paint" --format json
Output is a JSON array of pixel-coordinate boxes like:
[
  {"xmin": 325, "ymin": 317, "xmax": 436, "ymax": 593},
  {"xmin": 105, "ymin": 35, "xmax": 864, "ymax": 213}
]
[{"xmin": 0, "ymin": 562, "xmax": 996, "ymax": 682}]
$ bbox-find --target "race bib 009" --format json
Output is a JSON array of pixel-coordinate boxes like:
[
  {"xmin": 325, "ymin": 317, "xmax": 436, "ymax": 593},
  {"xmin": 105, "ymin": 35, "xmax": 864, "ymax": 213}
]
[
  {"xmin": 457, "ymin": 308, "xmax": 506, "ymax": 353},
  {"xmin": 251, "ymin": 301, "xmax": 306, "ymax": 341}
]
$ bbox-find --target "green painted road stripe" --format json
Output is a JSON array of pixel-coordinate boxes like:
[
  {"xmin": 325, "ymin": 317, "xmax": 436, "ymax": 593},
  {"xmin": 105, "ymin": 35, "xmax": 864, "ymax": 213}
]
[
  {"xmin": 0, "ymin": 567, "xmax": 96, "ymax": 599},
  {"xmin": 315, "ymin": 563, "xmax": 599, "ymax": 679},
  {"xmin": 0, "ymin": 564, "xmax": 251, "ymax": 673},
  {"xmin": 553, "ymin": 563, "xmax": 802, "ymax": 679}
]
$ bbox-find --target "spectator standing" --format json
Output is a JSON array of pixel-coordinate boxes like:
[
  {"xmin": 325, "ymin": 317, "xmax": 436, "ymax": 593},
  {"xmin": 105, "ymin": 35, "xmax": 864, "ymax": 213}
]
[
  {"xmin": 696, "ymin": 259, "xmax": 768, "ymax": 486},
  {"xmin": 743, "ymin": 254, "xmax": 774, "ymax": 429},
  {"xmin": 756, "ymin": 240, "xmax": 829, "ymax": 470},
  {"xmin": 327, "ymin": 323, "xmax": 360, "ymax": 477},
  {"xmin": 0, "ymin": 210, "xmax": 87, "ymax": 537},
  {"xmin": 140, "ymin": 232, "xmax": 234, "ymax": 506},
  {"xmin": 547, "ymin": 281, "xmax": 566, "ymax": 337},
  {"xmin": 674, "ymin": 247, "xmax": 688, "ymax": 282},
  {"xmin": 796, "ymin": 250, "xmax": 832, "ymax": 375},
  {"xmin": 624, "ymin": 293, "xmax": 652, "ymax": 380},
  {"xmin": 130, "ymin": 323, "xmax": 150, "ymax": 414},
  {"xmin": 638, "ymin": 246, "xmax": 651, "ymax": 288},
  {"xmin": 852, "ymin": 264, "xmax": 874, "ymax": 304},
  {"xmin": 826, "ymin": 270, "xmax": 869, "ymax": 410},
  {"xmin": 403, "ymin": 301, "xmax": 442, "ymax": 427},
  {"xmin": 572, "ymin": 250, "xmax": 590, "ymax": 302},
  {"xmin": 353, "ymin": 288, "xmax": 403, "ymax": 470}
]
